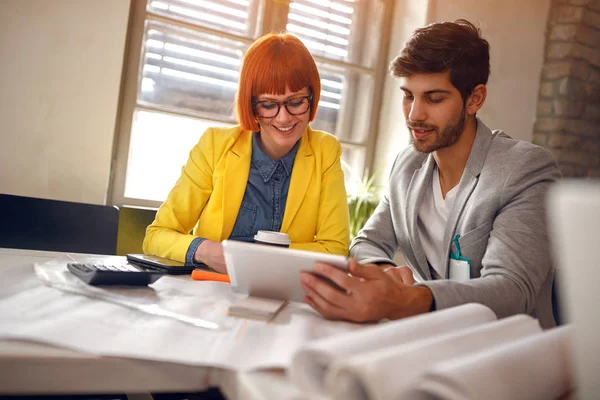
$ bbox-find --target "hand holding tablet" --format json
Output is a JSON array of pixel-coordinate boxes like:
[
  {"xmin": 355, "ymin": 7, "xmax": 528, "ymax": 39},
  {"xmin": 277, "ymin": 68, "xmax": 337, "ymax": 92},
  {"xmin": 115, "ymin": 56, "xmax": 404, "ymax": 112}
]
[{"xmin": 222, "ymin": 239, "xmax": 348, "ymax": 302}]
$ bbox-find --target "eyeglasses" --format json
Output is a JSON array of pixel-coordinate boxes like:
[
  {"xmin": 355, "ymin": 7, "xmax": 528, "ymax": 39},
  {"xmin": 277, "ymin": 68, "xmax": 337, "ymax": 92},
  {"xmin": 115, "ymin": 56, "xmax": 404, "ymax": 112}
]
[{"xmin": 252, "ymin": 94, "xmax": 313, "ymax": 119}]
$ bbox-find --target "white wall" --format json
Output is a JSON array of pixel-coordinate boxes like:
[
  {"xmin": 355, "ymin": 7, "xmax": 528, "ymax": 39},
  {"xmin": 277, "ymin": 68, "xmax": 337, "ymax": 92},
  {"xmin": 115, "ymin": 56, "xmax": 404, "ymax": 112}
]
[
  {"xmin": 374, "ymin": 0, "xmax": 430, "ymax": 185},
  {"xmin": 374, "ymin": 0, "xmax": 551, "ymax": 181},
  {"xmin": 0, "ymin": 0, "xmax": 130, "ymax": 204},
  {"xmin": 0, "ymin": 0, "xmax": 551, "ymax": 205}
]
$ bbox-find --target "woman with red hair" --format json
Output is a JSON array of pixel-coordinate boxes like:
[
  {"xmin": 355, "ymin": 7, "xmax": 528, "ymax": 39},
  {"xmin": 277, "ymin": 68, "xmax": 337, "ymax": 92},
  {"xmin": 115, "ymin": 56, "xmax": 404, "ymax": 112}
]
[{"xmin": 143, "ymin": 33, "xmax": 350, "ymax": 274}]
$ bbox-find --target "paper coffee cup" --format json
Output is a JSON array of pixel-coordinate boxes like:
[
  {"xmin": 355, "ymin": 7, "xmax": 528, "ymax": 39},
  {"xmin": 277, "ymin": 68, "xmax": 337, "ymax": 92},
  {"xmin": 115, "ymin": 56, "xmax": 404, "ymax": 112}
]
[{"xmin": 253, "ymin": 231, "xmax": 291, "ymax": 248}]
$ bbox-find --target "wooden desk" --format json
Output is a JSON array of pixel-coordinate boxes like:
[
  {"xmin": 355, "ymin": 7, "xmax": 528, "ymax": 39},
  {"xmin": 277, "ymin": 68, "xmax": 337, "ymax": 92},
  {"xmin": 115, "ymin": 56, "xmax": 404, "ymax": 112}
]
[{"xmin": 0, "ymin": 248, "xmax": 302, "ymax": 399}]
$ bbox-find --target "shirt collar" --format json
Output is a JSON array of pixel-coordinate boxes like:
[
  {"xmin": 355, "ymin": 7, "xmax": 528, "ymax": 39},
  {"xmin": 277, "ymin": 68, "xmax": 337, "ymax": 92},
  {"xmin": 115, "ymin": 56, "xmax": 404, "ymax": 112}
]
[{"xmin": 251, "ymin": 132, "xmax": 300, "ymax": 182}]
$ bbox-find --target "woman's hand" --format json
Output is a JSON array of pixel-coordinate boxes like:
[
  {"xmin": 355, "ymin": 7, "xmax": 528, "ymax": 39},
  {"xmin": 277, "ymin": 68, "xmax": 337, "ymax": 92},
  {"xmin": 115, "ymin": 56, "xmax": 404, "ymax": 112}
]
[{"xmin": 194, "ymin": 240, "xmax": 227, "ymax": 274}]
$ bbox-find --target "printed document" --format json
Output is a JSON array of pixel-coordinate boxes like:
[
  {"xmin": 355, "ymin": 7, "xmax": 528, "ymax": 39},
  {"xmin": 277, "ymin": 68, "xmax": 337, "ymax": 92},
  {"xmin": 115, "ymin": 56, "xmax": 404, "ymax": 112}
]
[{"xmin": 0, "ymin": 257, "xmax": 360, "ymax": 371}]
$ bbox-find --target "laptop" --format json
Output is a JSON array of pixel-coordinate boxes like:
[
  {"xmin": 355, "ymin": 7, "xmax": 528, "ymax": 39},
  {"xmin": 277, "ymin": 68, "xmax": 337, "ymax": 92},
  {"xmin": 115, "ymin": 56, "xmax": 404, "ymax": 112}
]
[
  {"xmin": 222, "ymin": 240, "xmax": 348, "ymax": 302},
  {"xmin": 547, "ymin": 179, "xmax": 600, "ymax": 400}
]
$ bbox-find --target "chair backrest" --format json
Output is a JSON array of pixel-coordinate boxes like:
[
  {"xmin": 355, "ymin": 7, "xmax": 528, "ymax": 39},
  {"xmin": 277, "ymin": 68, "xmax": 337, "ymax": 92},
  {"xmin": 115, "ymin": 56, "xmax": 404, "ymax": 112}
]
[
  {"xmin": 116, "ymin": 206, "xmax": 157, "ymax": 256},
  {"xmin": 547, "ymin": 179, "xmax": 600, "ymax": 400},
  {"xmin": 0, "ymin": 194, "xmax": 119, "ymax": 255}
]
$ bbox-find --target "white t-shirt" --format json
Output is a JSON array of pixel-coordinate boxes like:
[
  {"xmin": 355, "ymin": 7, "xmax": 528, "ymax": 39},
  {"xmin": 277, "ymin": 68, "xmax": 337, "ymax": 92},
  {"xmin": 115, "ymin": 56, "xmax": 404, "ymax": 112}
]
[{"xmin": 417, "ymin": 166, "xmax": 458, "ymax": 279}]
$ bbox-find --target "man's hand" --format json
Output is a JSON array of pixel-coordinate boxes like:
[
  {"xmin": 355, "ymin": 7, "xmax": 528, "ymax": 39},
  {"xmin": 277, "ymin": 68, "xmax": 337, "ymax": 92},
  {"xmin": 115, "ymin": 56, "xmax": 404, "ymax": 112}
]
[
  {"xmin": 384, "ymin": 264, "xmax": 417, "ymax": 285},
  {"xmin": 194, "ymin": 240, "xmax": 227, "ymax": 274},
  {"xmin": 300, "ymin": 259, "xmax": 432, "ymax": 322}
]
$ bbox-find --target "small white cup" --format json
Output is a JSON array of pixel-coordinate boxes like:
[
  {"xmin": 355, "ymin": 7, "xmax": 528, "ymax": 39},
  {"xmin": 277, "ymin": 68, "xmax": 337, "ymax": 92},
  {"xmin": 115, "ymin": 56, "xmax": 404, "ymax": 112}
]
[{"xmin": 253, "ymin": 230, "xmax": 291, "ymax": 248}]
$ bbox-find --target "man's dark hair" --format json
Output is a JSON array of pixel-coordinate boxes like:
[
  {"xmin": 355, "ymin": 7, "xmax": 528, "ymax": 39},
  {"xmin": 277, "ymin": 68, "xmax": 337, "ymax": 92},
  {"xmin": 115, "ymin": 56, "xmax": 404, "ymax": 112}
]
[{"xmin": 390, "ymin": 19, "xmax": 490, "ymax": 103}]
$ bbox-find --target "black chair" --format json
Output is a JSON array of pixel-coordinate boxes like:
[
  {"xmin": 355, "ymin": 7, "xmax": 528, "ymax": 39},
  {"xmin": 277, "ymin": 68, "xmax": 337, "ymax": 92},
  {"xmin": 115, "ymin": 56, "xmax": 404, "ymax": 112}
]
[{"xmin": 0, "ymin": 194, "xmax": 119, "ymax": 255}]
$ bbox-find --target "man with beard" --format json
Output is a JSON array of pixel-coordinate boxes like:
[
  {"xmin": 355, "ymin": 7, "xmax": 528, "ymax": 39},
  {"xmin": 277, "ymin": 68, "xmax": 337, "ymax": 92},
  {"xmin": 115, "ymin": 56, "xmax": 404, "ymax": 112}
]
[{"xmin": 299, "ymin": 19, "xmax": 561, "ymax": 328}]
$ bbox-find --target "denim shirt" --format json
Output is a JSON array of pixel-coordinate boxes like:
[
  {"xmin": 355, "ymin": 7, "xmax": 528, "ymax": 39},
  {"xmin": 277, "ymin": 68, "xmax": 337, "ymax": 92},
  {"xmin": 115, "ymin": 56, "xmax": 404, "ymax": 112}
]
[{"xmin": 186, "ymin": 132, "xmax": 300, "ymax": 264}]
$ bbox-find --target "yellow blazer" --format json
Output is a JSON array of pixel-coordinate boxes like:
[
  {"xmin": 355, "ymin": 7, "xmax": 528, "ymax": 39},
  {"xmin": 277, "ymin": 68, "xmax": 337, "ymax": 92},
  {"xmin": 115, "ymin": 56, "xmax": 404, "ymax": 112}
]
[{"xmin": 143, "ymin": 125, "xmax": 350, "ymax": 262}]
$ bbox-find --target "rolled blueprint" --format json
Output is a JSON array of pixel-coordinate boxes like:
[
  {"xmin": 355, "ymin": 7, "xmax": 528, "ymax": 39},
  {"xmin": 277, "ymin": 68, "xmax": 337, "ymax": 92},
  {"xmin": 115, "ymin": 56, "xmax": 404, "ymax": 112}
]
[
  {"xmin": 289, "ymin": 303, "xmax": 496, "ymax": 396},
  {"xmin": 327, "ymin": 314, "xmax": 541, "ymax": 400},
  {"xmin": 409, "ymin": 325, "xmax": 574, "ymax": 400}
]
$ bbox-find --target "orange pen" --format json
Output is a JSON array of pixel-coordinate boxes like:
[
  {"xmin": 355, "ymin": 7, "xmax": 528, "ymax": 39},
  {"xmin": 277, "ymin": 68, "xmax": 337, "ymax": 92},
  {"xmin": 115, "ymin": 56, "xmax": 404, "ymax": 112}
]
[{"xmin": 191, "ymin": 269, "xmax": 231, "ymax": 283}]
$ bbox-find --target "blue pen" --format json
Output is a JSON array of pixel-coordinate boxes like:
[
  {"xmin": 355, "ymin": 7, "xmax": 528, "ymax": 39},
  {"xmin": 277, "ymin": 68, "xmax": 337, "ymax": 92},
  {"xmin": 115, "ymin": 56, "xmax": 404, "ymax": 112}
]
[{"xmin": 450, "ymin": 234, "xmax": 470, "ymax": 262}]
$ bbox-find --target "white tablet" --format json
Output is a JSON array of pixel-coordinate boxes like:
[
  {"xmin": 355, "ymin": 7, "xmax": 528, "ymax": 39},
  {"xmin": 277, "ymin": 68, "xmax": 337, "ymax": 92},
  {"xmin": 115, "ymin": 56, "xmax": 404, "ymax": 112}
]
[{"xmin": 222, "ymin": 240, "xmax": 348, "ymax": 302}]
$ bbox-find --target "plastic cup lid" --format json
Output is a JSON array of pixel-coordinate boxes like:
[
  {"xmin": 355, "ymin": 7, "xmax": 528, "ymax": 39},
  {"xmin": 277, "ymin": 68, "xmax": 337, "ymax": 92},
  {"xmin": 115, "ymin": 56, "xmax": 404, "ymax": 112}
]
[{"xmin": 253, "ymin": 230, "xmax": 291, "ymax": 245}]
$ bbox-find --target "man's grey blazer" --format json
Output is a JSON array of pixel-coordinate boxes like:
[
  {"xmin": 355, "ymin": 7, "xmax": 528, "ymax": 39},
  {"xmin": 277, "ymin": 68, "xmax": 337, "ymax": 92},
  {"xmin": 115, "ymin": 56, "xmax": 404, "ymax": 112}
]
[{"xmin": 350, "ymin": 118, "xmax": 561, "ymax": 328}]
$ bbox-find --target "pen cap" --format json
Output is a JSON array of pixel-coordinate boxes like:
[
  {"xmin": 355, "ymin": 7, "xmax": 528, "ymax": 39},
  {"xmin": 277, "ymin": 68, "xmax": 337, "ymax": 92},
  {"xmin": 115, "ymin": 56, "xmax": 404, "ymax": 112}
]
[{"xmin": 253, "ymin": 230, "xmax": 291, "ymax": 248}]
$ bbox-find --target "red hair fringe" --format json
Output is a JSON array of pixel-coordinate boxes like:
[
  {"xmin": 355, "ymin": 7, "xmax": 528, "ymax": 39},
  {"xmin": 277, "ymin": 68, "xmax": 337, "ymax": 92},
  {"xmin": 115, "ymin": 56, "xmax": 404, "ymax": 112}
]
[{"xmin": 235, "ymin": 33, "xmax": 321, "ymax": 132}]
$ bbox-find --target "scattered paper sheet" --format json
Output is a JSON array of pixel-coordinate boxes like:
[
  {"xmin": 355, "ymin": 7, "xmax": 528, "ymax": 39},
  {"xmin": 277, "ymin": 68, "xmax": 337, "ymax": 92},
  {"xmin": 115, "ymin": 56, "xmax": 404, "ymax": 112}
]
[{"xmin": 0, "ymin": 258, "xmax": 362, "ymax": 371}]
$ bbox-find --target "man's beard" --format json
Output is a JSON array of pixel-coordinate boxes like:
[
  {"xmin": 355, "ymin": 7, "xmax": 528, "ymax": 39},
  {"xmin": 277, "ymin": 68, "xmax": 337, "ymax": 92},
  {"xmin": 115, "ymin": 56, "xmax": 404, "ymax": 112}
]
[{"xmin": 408, "ymin": 107, "xmax": 466, "ymax": 154}]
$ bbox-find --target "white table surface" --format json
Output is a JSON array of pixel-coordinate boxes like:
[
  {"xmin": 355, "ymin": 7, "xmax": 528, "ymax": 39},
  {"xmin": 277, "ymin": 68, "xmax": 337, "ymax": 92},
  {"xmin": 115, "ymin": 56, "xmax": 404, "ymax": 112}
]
[{"xmin": 0, "ymin": 247, "xmax": 302, "ymax": 399}]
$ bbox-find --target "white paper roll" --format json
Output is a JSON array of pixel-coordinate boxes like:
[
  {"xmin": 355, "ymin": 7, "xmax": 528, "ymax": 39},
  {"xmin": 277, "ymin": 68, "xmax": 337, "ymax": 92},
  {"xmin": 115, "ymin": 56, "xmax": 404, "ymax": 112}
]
[
  {"xmin": 410, "ymin": 325, "xmax": 574, "ymax": 400},
  {"xmin": 327, "ymin": 314, "xmax": 541, "ymax": 400},
  {"xmin": 289, "ymin": 303, "xmax": 496, "ymax": 396}
]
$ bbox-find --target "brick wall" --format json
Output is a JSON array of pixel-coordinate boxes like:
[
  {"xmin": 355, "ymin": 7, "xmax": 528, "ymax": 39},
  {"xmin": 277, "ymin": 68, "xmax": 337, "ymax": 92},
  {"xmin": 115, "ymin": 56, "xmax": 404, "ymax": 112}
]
[{"xmin": 533, "ymin": 0, "xmax": 600, "ymax": 177}]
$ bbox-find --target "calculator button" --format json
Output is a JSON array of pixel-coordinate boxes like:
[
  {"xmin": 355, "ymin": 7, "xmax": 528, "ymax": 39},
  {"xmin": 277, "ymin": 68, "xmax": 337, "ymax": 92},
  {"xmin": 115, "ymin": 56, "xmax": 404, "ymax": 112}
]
[
  {"xmin": 121, "ymin": 264, "xmax": 140, "ymax": 272},
  {"xmin": 115, "ymin": 264, "xmax": 134, "ymax": 272},
  {"xmin": 75, "ymin": 264, "xmax": 92, "ymax": 272}
]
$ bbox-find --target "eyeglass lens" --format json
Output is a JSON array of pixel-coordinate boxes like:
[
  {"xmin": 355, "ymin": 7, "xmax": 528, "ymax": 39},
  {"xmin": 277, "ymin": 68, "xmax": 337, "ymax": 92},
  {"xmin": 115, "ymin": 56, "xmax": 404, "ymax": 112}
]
[{"xmin": 255, "ymin": 96, "xmax": 311, "ymax": 118}]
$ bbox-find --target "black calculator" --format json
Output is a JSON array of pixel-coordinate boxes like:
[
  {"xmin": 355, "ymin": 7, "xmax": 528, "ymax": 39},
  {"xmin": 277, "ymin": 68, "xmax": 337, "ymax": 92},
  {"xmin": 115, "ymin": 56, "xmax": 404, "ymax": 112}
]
[{"xmin": 67, "ymin": 262, "xmax": 166, "ymax": 286}]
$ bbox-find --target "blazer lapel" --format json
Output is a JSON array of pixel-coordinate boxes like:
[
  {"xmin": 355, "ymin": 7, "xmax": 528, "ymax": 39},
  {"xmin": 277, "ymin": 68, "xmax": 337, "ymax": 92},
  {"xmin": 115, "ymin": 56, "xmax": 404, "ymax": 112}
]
[
  {"xmin": 281, "ymin": 131, "xmax": 313, "ymax": 232},
  {"xmin": 441, "ymin": 118, "xmax": 495, "ymax": 277},
  {"xmin": 220, "ymin": 131, "xmax": 252, "ymax": 240},
  {"xmin": 405, "ymin": 155, "xmax": 436, "ymax": 280}
]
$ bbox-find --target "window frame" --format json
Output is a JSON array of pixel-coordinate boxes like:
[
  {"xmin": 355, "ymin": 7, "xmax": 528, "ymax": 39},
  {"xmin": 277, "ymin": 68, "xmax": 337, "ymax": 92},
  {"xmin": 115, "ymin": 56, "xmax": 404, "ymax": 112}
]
[{"xmin": 108, "ymin": 0, "xmax": 394, "ymax": 208}]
